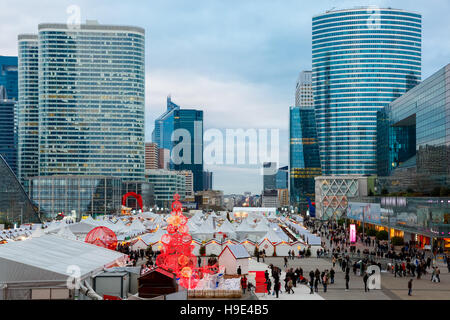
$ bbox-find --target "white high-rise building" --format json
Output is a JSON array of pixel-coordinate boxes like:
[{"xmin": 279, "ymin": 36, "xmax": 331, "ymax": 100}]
[{"xmin": 295, "ymin": 70, "xmax": 313, "ymax": 108}]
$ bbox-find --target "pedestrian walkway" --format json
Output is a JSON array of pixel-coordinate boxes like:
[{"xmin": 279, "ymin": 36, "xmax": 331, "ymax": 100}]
[{"xmin": 247, "ymin": 258, "xmax": 324, "ymax": 300}]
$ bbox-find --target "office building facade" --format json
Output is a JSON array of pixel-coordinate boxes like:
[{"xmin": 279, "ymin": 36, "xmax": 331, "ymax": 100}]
[
  {"xmin": 17, "ymin": 35, "xmax": 39, "ymax": 183},
  {"xmin": 295, "ymin": 70, "xmax": 313, "ymax": 108},
  {"xmin": 203, "ymin": 170, "xmax": 213, "ymax": 191},
  {"xmin": 263, "ymin": 162, "xmax": 277, "ymax": 190},
  {"xmin": 0, "ymin": 87, "xmax": 18, "ymax": 175},
  {"xmin": 152, "ymin": 96, "xmax": 180, "ymax": 151},
  {"xmin": 377, "ymin": 63, "xmax": 450, "ymax": 190},
  {"xmin": 0, "ymin": 155, "xmax": 40, "ymax": 225},
  {"xmin": 145, "ymin": 169, "xmax": 186, "ymax": 208},
  {"xmin": 27, "ymin": 175, "xmax": 122, "ymax": 221},
  {"xmin": 289, "ymin": 106, "xmax": 322, "ymax": 210},
  {"xmin": 173, "ymin": 109, "xmax": 204, "ymax": 191},
  {"xmin": 0, "ymin": 56, "xmax": 18, "ymax": 101},
  {"xmin": 312, "ymin": 7, "xmax": 422, "ymax": 175},
  {"xmin": 145, "ymin": 142, "xmax": 159, "ymax": 170},
  {"xmin": 35, "ymin": 22, "xmax": 145, "ymax": 180}
]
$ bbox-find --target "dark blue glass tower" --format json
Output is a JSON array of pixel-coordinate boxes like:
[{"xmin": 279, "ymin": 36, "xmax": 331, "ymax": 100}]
[
  {"xmin": 173, "ymin": 109, "xmax": 204, "ymax": 192},
  {"xmin": 152, "ymin": 96, "xmax": 180, "ymax": 150},
  {"xmin": 0, "ymin": 87, "xmax": 18, "ymax": 175},
  {"xmin": 289, "ymin": 106, "xmax": 321, "ymax": 211},
  {"xmin": 0, "ymin": 56, "xmax": 18, "ymax": 101}
]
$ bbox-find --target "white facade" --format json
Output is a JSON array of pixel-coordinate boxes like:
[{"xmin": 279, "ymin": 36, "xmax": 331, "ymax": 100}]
[
  {"xmin": 295, "ymin": 70, "xmax": 313, "ymax": 108},
  {"xmin": 218, "ymin": 245, "xmax": 250, "ymax": 275}
]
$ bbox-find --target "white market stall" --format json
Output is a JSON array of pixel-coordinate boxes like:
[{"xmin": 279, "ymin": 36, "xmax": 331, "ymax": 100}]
[{"xmin": 218, "ymin": 244, "xmax": 250, "ymax": 275}]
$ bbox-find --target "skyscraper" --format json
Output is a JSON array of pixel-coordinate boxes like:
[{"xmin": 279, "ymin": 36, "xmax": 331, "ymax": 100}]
[
  {"xmin": 17, "ymin": 35, "xmax": 39, "ymax": 183},
  {"xmin": 19, "ymin": 22, "xmax": 145, "ymax": 181},
  {"xmin": 145, "ymin": 142, "xmax": 159, "ymax": 170},
  {"xmin": 289, "ymin": 106, "xmax": 321, "ymax": 210},
  {"xmin": 173, "ymin": 109, "xmax": 204, "ymax": 191},
  {"xmin": 203, "ymin": 170, "xmax": 213, "ymax": 191},
  {"xmin": 263, "ymin": 162, "xmax": 277, "ymax": 190},
  {"xmin": 0, "ymin": 56, "xmax": 18, "ymax": 101},
  {"xmin": 295, "ymin": 70, "xmax": 313, "ymax": 108},
  {"xmin": 0, "ymin": 87, "xmax": 18, "ymax": 174},
  {"xmin": 312, "ymin": 7, "xmax": 421, "ymax": 175},
  {"xmin": 152, "ymin": 96, "xmax": 180, "ymax": 151}
]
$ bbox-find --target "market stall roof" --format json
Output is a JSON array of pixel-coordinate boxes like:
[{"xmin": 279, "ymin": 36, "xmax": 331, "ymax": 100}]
[
  {"xmin": 235, "ymin": 219, "xmax": 255, "ymax": 233},
  {"xmin": 216, "ymin": 219, "xmax": 236, "ymax": 234},
  {"xmin": 0, "ymin": 235, "xmax": 126, "ymax": 283},
  {"xmin": 258, "ymin": 229, "xmax": 285, "ymax": 244},
  {"xmin": 219, "ymin": 244, "xmax": 250, "ymax": 259},
  {"xmin": 55, "ymin": 226, "xmax": 78, "ymax": 241}
]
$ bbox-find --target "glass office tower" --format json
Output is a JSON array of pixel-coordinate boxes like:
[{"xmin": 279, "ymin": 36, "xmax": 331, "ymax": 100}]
[
  {"xmin": 289, "ymin": 106, "xmax": 322, "ymax": 210},
  {"xmin": 377, "ymin": 63, "xmax": 450, "ymax": 190},
  {"xmin": 0, "ymin": 87, "xmax": 18, "ymax": 175},
  {"xmin": 0, "ymin": 155, "xmax": 41, "ymax": 225},
  {"xmin": 0, "ymin": 56, "xmax": 18, "ymax": 101},
  {"xmin": 152, "ymin": 96, "xmax": 180, "ymax": 151},
  {"xmin": 36, "ymin": 22, "xmax": 145, "ymax": 181},
  {"xmin": 173, "ymin": 109, "xmax": 203, "ymax": 191},
  {"xmin": 17, "ymin": 35, "xmax": 39, "ymax": 183},
  {"xmin": 312, "ymin": 7, "xmax": 421, "ymax": 175}
]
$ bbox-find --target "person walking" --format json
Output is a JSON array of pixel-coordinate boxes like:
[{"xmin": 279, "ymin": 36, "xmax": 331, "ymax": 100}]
[
  {"xmin": 309, "ymin": 278, "xmax": 314, "ymax": 294},
  {"xmin": 287, "ymin": 277, "xmax": 294, "ymax": 294},
  {"xmin": 345, "ymin": 272, "xmax": 350, "ymax": 291},
  {"xmin": 274, "ymin": 280, "xmax": 281, "ymax": 298},
  {"xmin": 266, "ymin": 278, "xmax": 272, "ymax": 295},
  {"xmin": 408, "ymin": 279, "xmax": 413, "ymax": 296},
  {"xmin": 241, "ymin": 275, "xmax": 248, "ymax": 294},
  {"xmin": 436, "ymin": 266, "xmax": 441, "ymax": 283},
  {"xmin": 284, "ymin": 256, "xmax": 288, "ymax": 268},
  {"xmin": 322, "ymin": 273, "xmax": 328, "ymax": 293},
  {"xmin": 363, "ymin": 272, "xmax": 369, "ymax": 292},
  {"xmin": 330, "ymin": 268, "xmax": 335, "ymax": 284}
]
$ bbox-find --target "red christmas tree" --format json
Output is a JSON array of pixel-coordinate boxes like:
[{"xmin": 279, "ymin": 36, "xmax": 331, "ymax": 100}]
[{"xmin": 155, "ymin": 194, "xmax": 199, "ymax": 289}]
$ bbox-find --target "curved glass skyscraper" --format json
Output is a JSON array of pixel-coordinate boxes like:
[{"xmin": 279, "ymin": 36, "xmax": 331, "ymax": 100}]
[
  {"xmin": 312, "ymin": 7, "xmax": 421, "ymax": 175},
  {"xmin": 37, "ymin": 22, "xmax": 145, "ymax": 180}
]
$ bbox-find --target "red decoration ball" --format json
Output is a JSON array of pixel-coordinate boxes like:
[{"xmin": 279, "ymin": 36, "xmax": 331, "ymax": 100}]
[{"xmin": 85, "ymin": 226, "xmax": 118, "ymax": 250}]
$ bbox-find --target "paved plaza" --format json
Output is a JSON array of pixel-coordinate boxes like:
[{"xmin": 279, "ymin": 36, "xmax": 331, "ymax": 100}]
[{"xmin": 251, "ymin": 256, "xmax": 450, "ymax": 300}]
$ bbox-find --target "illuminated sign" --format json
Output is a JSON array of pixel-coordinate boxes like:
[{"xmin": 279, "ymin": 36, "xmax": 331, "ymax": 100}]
[{"xmin": 350, "ymin": 224, "xmax": 356, "ymax": 243}]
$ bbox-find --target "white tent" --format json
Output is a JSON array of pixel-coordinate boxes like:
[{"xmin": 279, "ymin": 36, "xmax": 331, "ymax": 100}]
[
  {"xmin": 127, "ymin": 219, "xmax": 146, "ymax": 234},
  {"xmin": 191, "ymin": 216, "xmax": 215, "ymax": 241},
  {"xmin": 216, "ymin": 219, "xmax": 236, "ymax": 238},
  {"xmin": 0, "ymin": 235, "xmax": 127, "ymax": 284},
  {"xmin": 258, "ymin": 229, "xmax": 285, "ymax": 245},
  {"xmin": 235, "ymin": 219, "xmax": 257, "ymax": 240},
  {"xmin": 55, "ymin": 226, "xmax": 78, "ymax": 241}
]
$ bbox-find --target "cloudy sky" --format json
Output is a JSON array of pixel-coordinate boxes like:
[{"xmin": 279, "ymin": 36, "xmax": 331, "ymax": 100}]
[{"xmin": 1, "ymin": 0, "xmax": 450, "ymax": 193}]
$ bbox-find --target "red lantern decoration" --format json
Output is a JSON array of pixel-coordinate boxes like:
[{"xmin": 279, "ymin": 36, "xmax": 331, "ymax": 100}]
[{"xmin": 85, "ymin": 226, "xmax": 118, "ymax": 250}]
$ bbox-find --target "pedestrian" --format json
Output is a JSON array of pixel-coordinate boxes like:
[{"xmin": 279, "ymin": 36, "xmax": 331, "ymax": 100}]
[
  {"xmin": 345, "ymin": 272, "xmax": 350, "ymax": 291},
  {"xmin": 287, "ymin": 277, "xmax": 294, "ymax": 294},
  {"xmin": 322, "ymin": 273, "xmax": 328, "ymax": 292},
  {"xmin": 241, "ymin": 275, "xmax": 247, "ymax": 294},
  {"xmin": 408, "ymin": 279, "xmax": 413, "ymax": 296},
  {"xmin": 330, "ymin": 268, "xmax": 335, "ymax": 284},
  {"xmin": 266, "ymin": 278, "xmax": 272, "ymax": 295},
  {"xmin": 363, "ymin": 272, "xmax": 369, "ymax": 292},
  {"xmin": 274, "ymin": 280, "xmax": 281, "ymax": 298},
  {"xmin": 309, "ymin": 279, "xmax": 314, "ymax": 294},
  {"xmin": 197, "ymin": 256, "xmax": 201, "ymax": 267},
  {"xmin": 284, "ymin": 256, "xmax": 288, "ymax": 268}
]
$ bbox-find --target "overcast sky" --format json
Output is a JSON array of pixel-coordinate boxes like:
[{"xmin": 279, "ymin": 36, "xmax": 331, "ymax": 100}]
[{"xmin": 1, "ymin": 0, "xmax": 450, "ymax": 194}]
